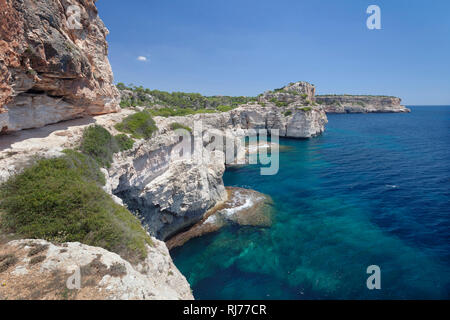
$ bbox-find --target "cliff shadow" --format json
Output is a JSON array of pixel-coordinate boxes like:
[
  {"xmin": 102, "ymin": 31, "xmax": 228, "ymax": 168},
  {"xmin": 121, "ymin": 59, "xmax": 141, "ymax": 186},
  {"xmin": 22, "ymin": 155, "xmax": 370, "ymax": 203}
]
[{"xmin": 0, "ymin": 116, "xmax": 96, "ymax": 151}]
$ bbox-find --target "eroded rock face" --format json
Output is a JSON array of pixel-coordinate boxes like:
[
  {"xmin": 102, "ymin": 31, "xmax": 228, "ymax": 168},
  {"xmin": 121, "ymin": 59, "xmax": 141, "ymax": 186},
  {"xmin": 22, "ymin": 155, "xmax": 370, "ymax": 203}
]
[
  {"xmin": 106, "ymin": 106, "xmax": 326, "ymax": 240},
  {"xmin": 108, "ymin": 127, "xmax": 228, "ymax": 241},
  {"xmin": 0, "ymin": 0, "xmax": 120, "ymax": 132},
  {"xmin": 316, "ymin": 95, "xmax": 411, "ymax": 113},
  {"xmin": 0, "ymin": 239, "xmax": 193, "ymax": 300},
  {"xmin": 232, "ymin": 104, "xmax": 328, "ymax": 138}
]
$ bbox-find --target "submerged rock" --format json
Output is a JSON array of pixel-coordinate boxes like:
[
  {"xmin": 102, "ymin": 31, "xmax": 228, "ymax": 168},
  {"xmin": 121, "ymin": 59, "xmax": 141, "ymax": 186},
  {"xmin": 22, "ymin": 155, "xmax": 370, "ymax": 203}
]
[
  {"xmin": 217, "ymin": 187, "xmax": 274, "ymax": 227},
  {"xmin": 166, "ymin": 187, "xmax": 274, "ymax": 250}
]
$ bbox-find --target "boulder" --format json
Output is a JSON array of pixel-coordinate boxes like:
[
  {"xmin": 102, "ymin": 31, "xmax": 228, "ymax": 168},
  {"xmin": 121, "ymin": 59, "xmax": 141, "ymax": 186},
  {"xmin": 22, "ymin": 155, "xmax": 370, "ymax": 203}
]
[
  {"xmin": 0, "ymin": 0, "xmax": 120, "ymax": 132},
  {"xmin": 0, "ymin": 239, "xmax": 193, "ymax": 300}
]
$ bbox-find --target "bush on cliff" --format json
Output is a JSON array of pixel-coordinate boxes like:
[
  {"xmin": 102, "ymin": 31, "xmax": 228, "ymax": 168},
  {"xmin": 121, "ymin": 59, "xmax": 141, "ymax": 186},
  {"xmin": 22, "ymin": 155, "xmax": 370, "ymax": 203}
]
[
  {"xmin": 79, "ymin": 125, "xmax": 119, "ymax": 168},
  {"xmin": 79, "ymin": 125, "xmax": 135, "ymax": 168},
  {"xmin": 216, "ymin": 105, "xmax": 234, "ymax": 112},
  {"xmin": 149, "ymin": 107, "xmax": 217, "ymax": 117},
  {"xmin": 0, "ymin": 150, "xmax": 152, "ymax": 262},
  {"xmin": 116, "ymin": 83, "xmax": 257, "ymax": 110},
  {"xmin": 115, "ymin": 111, "xmax": 158, "ymax": 139},
  {"xmin": 115, "ymin": 134, "xmax": 135, "ymax": 151},
  {"xmin": 170, "ymin": 122, "xmax": 192, "ymax": 133}
]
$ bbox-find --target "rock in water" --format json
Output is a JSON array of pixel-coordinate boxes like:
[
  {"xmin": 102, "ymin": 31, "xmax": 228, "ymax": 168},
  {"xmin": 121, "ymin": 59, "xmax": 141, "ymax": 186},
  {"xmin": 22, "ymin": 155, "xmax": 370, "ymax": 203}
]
[
  {"xmin": 166, "ymin": 187, "xmax": 274, "ymax": 250},
  {"xmin": 0, "ymin": 0, "xmax": 120, "ymax": 132},
  {"xmin": 217, "ymin": 187, "xmax": 274, "ymax": 227}
]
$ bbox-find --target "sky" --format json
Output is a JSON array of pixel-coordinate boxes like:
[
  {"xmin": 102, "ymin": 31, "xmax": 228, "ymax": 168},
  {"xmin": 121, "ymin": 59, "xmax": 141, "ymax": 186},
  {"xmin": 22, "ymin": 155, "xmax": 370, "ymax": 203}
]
[{"xmin": 97, "ymin": 0, "xmax": 450, "ymax": 105}]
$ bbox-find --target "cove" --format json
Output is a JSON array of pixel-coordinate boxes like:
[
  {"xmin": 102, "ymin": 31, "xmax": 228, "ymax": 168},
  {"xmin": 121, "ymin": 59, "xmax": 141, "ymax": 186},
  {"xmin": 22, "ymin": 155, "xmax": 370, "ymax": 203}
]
[{"xmin": 171, "ymin": 106, "xmax": 450, "ymax": 300}]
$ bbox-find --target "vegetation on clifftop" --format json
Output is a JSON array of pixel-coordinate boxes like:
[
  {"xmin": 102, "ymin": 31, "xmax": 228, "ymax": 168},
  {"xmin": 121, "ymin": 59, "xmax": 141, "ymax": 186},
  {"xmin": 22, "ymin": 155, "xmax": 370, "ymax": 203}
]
[
  {"xmin": 117, "ymin": 83, "xmax": 256, "ymax": 110},
  {"xmin": 170, "ymin": 122, "xmax": 192, "ymax": 133},
  {"xmin": 149, "ymin": 107, "xmax": 217, "ymax": 117},
  {"xmin": 115, "ymin": 111, "xmax": 158, "ymax": 139},
  {"xmin": 115, "ymin": 134, "xmax": 135, "ymax": 151},
  {"xmin": 79, "ymin": 125, "xmax": 135, "ymax": 168},
  {"xmin": 0, "ymin": 150, "xmax": 152, "ymax": 262}
]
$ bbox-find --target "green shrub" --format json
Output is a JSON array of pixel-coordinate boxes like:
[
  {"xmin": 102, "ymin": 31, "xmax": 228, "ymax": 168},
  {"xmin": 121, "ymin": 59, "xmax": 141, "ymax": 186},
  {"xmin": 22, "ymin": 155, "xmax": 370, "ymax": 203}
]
[
  {"xmin": 275, "ymin": 101, "xmax": 289, "ymax": 108},
  {"xmin": 115, "ymin": 111, "xmax": 158, "ymax": 139},
  {"xmin": 120, "ymin": 99, "xmax": 135, "ymax": 108},
  {"xmin": 115, "ymin": 134, "xmax": 135, "ymax": 151},
  {"xmin": 148, "ymin": 107, "xmax": 177, "ymax": 117},
  {"xmin": 298, "ymin": 107, "xmax": 312, "ymax": 112},
  {"xmin": 116, "ymin": 82, "xmax": 128, "ymax": 91},
  {"xmin": 216, "ymin": 105, "xmax": 234, "ymax": 112},
  {"xmin": 284, "ymin": 110, "xmax": 293, "ymax": 117},
  {"xmin": 115, "ymin": 84, "xmax": 256, "ymax": 110},
  {"xmin": 0, "ymin": 151, "xmax": 152, "ymax": 262},
  {"xmin": 149, "ymin": 107, "xmax": 217, "ymax": 118},
  {"xmin": 194, "ymin": 108, "xmax": 217, "ymax": 114},
  {"xmin": 170, "ymin": 123, "xmax": 192, "ymax": 133},
  {"xmin": 79, "ymin": 125, "xmax": 119, "ymax": 168}
]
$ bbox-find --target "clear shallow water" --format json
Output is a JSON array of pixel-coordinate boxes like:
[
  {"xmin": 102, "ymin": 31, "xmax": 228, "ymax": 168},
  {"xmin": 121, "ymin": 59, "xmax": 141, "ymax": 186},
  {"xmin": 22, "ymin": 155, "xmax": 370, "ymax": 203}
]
[{"xmin": 172, "ymin": 106, "xmax": 450, "ymax": 299}]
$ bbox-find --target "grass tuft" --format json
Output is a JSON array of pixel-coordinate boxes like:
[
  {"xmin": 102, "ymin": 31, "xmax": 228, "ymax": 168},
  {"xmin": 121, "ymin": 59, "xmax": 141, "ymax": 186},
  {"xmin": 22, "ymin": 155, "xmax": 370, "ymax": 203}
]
[
  {"xmin": 170, "ymin": 123, "xmax": 192, "ymax": 133},
  {"xmin": 0, "ymin": 254, "xmax": 18, "ymax": 273},
  {"xmin": 216, "ymin": 105, "xmax": 234, "ymax": 112},
  {"xmin": 79, "ymin": 125, "xmax": 119, "ymax": 168},
  {"xmin": 115, "ymin": 111, "xmax": 158, "ymax": 139},
  {"xmin": 114, "ymin": 134, "xmax": 135, "ymax": 151}
]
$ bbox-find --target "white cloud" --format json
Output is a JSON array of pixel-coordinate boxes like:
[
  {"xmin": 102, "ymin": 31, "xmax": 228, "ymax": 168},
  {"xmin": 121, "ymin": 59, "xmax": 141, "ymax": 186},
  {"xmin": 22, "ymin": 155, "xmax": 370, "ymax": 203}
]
[{"xmin": 137, "ymin": 56, "xmax": 148, "ymax": 62}]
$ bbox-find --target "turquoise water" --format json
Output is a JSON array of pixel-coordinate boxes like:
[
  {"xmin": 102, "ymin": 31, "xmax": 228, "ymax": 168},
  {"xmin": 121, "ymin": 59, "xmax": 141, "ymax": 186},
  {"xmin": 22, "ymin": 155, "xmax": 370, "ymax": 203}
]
[{"xmin": 171, "ymin": 106, "xmax": 450, "ymax": 299}]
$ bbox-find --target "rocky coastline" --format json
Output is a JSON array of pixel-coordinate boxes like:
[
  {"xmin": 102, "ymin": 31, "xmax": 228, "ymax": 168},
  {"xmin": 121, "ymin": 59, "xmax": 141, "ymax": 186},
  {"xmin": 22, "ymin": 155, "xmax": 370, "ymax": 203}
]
[
  {"xmin": 0, "ymin": 101, "xmax": 326, "ymax": 300},
  {"xmin": 316, "ymin": 95, "xmax": 411, "ymax": 113},
  {"xmin": 0, "ymin": 0, "xmax": 412, "ymax": 301}
]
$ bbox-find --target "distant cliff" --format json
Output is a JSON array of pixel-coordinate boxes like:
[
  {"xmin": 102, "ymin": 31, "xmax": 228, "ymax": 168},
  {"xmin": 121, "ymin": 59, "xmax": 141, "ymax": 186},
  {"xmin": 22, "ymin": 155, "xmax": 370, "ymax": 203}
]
[
  {"xmin": 117, "ymin": 82, "xmax": 411, "ymax": 115},
  {"xmin": 316, "ymin": 95, "xmax": 411, "ymax": 113},
  {"xmin": 0, "ymin": 0, "xmax": 119, "ymax": 132}
]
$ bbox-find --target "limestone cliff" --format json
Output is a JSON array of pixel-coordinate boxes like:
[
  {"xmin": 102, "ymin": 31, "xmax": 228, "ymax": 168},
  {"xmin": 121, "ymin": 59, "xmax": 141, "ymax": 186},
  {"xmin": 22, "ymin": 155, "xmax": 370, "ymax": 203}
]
[
  {"xmin": 0, "ymin": 0, "xmax": 120, "ymax": 132},
  {"xmin": 108, "ymin": 105, "xmax": 327, "ymax": 241},
  {"xmin": 0, "ymin": 239, "xmax": 193, "ymax": 300},
  {"xmin": 234, "ymin": 104, "xmax": 327, "ymax": 138},
  {"xmin": 316, "ymin": 95, "xmax": 411, "ymax": 113},
  {"xmin": 0, "ymin": 110, "xmax": 195, "ymax": 300},
  {"xmin": 0, "ymin": 100, "xmax": 327, "ymax": 299}
]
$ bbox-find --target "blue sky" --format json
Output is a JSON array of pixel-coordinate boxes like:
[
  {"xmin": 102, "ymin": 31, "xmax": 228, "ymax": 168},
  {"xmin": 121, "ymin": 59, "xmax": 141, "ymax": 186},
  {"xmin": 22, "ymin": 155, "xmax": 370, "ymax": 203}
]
[{"xmin": 97, "ymin": 0, "xmax": 450, "ymax": 105}]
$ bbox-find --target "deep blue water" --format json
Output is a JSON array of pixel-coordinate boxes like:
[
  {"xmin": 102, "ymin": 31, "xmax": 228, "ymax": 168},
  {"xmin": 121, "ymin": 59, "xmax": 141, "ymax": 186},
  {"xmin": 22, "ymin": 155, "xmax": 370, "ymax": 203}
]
[{"xmin": 172, "ymin": 106, "xmax": 450, "ymax": 299}]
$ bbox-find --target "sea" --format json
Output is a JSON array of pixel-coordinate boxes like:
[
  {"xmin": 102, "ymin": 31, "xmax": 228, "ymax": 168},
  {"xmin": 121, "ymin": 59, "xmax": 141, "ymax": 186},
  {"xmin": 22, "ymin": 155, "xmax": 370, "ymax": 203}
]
[{"xmin": 172, "ymin": 106, "xmax": 450, "ymax": 299}]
